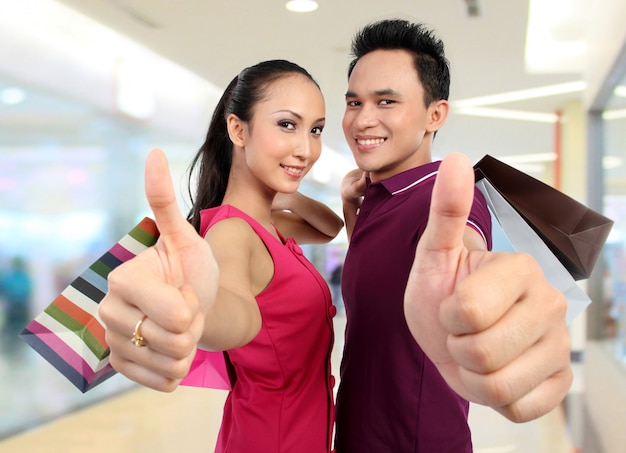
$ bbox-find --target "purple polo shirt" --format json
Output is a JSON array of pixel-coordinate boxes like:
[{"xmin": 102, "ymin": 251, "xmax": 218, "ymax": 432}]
[{"xmin": 335, "ymin": 161, "xmax": 492, "ymax": 453}]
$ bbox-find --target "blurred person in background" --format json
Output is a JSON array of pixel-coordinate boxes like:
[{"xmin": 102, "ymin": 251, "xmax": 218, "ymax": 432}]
[
  {"xmin": 328, "ymin": 261, "xmax": 344, "ymax": 313},
  {"xmin": 0, "ymin": 256, "xmax": 33, "ymax": 350}
]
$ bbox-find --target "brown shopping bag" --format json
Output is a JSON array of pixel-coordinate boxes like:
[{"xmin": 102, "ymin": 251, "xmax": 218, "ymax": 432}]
[
  {"xmin": 474, "ymin": 154, "xmax": 613, "ymax": 281},
  {"xmin": 473, "ymin": 155, "xmax": 614, "ymax": 324}
]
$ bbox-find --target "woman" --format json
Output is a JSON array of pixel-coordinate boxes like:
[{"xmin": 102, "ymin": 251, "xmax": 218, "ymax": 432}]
[{"xmin": 99, "ymin": 60, "xmax": 343, "ymax": 453}]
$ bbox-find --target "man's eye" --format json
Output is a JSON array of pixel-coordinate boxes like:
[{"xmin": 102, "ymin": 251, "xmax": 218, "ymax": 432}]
[
  {"xmin": 379, "ymin": 99, "xmax": 395, "ymax": 105},
  {"xmin": 347, "ymin": 100, "xmax": 360, "ymax": 107}
]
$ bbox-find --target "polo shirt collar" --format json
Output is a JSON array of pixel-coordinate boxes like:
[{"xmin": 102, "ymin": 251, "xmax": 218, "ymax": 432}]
[{"xmin": 367, "ymin": 161, "xmax": 441, "ymax": 196}]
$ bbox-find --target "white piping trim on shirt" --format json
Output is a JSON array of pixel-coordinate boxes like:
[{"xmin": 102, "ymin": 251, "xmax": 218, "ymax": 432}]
[
  {"xmin": 389, "ymin": 170, "xmax": 488, "ymax": 247},
  {"xmin": 466, "ymin": 219, "xmax": 488, "ymax": 247},
  {"xmin": 390, "ymin": 170, "xmax": 438, "ymax": 195}
]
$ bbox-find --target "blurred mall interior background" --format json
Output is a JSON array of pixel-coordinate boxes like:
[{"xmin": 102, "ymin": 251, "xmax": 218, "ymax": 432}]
[{"xmin": 0, "ymin": 0, "xmax": 625, "ymax": 452}]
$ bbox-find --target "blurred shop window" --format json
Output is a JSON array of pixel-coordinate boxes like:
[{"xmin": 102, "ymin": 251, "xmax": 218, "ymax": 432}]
[
  {"xmin": 0, "ymin": 84, "xmax": 199, "ymax": 439},
  {"xmin": 602, "ymin": 73, "xmax": 626, "ymax": 362}
]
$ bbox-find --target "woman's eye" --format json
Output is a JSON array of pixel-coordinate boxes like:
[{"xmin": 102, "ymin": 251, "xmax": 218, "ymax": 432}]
[
  {"xmin": 279, "ymin": 120, "xmax": 296, "ymax": 130},
  {"xmin": 311, "ymin": 126, "xmax": 323, "ymax": 136}
]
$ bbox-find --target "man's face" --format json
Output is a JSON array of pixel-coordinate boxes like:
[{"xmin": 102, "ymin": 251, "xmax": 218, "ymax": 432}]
[{"xmin": 342, "ymin": 49, "xmax": 440, "ymax": 181}]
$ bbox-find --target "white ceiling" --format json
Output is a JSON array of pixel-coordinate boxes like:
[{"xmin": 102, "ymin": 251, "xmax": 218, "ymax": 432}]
[
  {"xmin": 49, "ymin": 0, "xmax": 585, "ymax": 163},
  {"xmin": 1, "ymin": 0, "xmax": 625, "ymax": 192}
]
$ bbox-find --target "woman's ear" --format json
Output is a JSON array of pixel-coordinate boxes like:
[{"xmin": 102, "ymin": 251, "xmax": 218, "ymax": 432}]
[
  {"xmin": 227, "ymin": 113, "xmax": 247, "ymax": 147},
  {"xmin": 426, "ymin": 99, "xmax": 449, "ymax": 133}
]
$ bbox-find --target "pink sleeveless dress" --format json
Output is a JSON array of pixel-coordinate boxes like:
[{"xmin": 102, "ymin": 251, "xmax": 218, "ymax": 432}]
[{"xmin": 200, "ymin": 205, "xmax": 336, "ymax": 453}]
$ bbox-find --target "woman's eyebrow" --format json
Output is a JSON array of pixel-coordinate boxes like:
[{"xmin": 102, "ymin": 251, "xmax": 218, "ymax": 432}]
[{"xmin": 273, "ymin": 109, "xmax": 325, "ymax": 123}]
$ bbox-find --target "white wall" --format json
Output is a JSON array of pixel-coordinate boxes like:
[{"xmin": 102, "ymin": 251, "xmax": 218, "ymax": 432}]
[{"xmin": 584, "ymin": 342, "xmax": 626, "ymax": 453}]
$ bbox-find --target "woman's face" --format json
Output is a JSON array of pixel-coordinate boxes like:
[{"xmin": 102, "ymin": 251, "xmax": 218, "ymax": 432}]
[{"xmin": 241, "ymin": 74, "xmax": 326, "ymax": 194}]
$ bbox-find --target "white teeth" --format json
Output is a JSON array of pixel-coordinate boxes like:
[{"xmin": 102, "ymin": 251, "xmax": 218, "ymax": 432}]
[
  {"xmin": 357, "ymin": 138, "xmax": 385, "ymax": 146},
  {"xmin": 282, "ymin": 165, "xmax": 303, "ymax": 174}
]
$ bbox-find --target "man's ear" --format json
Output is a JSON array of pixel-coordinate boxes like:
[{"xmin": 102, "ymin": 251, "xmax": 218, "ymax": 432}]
[
  {"xmin": 227, "ymin": 113, "xmax": 246, "ymax": 147},
  {"xmin": 426, "ymin": 99, "xmax": 449, "ymax": 133}
]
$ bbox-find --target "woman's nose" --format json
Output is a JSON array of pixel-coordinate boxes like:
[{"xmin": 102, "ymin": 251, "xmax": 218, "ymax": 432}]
[
  {"xmin": 292, "ymin": 139, "xmax": 311, "ymax": 161},
  {"xmin": 293, "ymin": 134, "xmax": 320, "ymax": 160}
]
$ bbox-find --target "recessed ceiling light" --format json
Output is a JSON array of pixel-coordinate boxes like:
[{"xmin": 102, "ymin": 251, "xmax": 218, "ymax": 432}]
[
  {"xmin": 451, "ymin": 81, "xmax": 586, "ymax": 109},
  {"xmin": 614, "ymin": 85, "xmax": 626, "ymax": 98},
  {"xmin": 525, "ymin": 0, "xmax": 586, "ymax": 73},
  {"xmin": 500, "ymin": 153, "xmax": 558, "ymax": 164},
  {"xmin": 603, "ymin": 156, "xmax": 623, "ymax": 170},
  {"xmin": 285, "ymin": 0, "xmax": 318, "ymax": 13},
  {"xmin": 453, "ymin": 107, "xmax": 559, "ymax": 123},
  {"xmin": 1, "ymin": 87, "xmax": 26, "ymax": 105},
  {"xmin": 603, "ymin": 108, "xmax": 626, "ymax": 120}
]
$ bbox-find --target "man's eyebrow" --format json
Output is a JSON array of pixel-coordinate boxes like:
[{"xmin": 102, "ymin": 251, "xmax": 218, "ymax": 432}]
[
  {"xmin": 345, "ymin": 88, "xmax": 402, "ymax": 98},
  {"xmin": 374, "ymin": 88, "xmax": 402, "ymax": 97}
]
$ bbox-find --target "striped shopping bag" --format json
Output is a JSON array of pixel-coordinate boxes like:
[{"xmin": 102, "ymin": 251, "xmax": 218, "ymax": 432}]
[{"xmin": 19, "ymin": 217, "xmax": 159, "ymax": 392}]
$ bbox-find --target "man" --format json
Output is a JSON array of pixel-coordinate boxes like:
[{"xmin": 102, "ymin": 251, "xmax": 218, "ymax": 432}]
[{"xmin": 334, "ymin": 19, "xmax": 572, "ymax": 452}]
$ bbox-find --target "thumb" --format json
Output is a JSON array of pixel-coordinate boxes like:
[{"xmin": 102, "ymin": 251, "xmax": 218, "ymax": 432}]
[
  {"xmin": 419, "ymin": 152, "xmax": 474, "ymax": 254},
  {"xmin": 404, "ymin": 153, "xmax": 476, "ymax": 372},
  {"xmin": 144, "ymin": 148, "xmax": 189, "ymax": 237}
]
